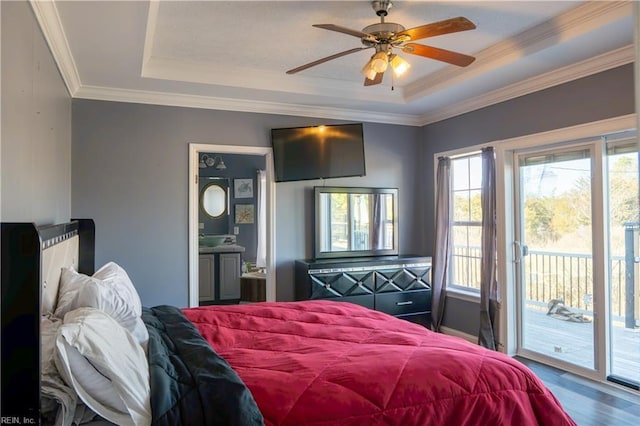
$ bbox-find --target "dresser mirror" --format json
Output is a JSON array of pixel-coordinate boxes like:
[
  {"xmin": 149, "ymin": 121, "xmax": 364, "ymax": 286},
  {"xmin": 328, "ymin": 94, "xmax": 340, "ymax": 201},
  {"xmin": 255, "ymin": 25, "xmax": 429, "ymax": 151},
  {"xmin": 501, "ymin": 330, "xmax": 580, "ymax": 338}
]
[{"xmin": 314, "ymin": 186, "xmax": 398, "ymax": 259}]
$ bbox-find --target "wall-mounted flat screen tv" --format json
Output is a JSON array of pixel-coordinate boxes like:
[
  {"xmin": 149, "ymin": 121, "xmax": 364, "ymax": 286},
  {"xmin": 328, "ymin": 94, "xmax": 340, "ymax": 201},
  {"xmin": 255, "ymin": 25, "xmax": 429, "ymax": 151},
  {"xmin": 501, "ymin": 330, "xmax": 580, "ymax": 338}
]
[{"xmin": 271, "ymin": 123, "xmax": 366, "ymax": 182}]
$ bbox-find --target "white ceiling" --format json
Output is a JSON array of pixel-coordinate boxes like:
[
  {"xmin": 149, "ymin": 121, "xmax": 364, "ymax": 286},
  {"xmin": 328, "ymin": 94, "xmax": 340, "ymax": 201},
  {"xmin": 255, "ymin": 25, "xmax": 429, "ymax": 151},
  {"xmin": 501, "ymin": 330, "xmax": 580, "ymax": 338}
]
[{"xmin": 32, "ymin": 1, "xmax": 634, "ymax": 126}]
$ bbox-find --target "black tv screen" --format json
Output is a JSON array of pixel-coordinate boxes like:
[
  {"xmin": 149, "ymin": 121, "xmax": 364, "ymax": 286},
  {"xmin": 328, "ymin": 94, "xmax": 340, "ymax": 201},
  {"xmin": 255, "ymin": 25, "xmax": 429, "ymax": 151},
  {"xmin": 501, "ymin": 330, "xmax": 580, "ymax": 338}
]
[{"xmin": 271, "ymin": 123, "xmax": 366, "ymax": 182}]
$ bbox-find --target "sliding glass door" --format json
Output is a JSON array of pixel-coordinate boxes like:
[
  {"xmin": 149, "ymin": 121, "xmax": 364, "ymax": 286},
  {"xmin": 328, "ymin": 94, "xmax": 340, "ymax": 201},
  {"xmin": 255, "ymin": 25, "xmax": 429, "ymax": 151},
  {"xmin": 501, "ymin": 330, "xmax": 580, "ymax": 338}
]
[
  {"xmin": 514, "ymin": 132, "xmax": 639, "ymax": 386},
  {"xmin": 515, "ymin": 144, "xmax": 597, "ymax": 370}
]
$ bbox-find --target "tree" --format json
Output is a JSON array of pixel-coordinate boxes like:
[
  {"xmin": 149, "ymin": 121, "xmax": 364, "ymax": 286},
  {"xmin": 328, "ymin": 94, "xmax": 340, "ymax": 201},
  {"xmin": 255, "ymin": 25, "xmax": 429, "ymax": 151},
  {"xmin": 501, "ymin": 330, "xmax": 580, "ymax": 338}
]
[
  {"xmin": 524, "ymin": 197, "xmax": 559, "ymax": 245},
  {"xmin": 608, "ymin": 155, "xmax": 639, "ymax": 225}
]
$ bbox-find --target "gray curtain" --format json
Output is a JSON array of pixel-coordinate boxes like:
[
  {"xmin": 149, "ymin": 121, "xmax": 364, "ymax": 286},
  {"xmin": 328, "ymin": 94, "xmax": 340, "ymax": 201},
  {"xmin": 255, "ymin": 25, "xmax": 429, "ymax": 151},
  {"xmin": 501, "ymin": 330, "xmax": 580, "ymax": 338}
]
[
  {"xmin": 432, "ymin": 157, "xmax": 452, "ymax": 332},
  {"xmin": 478, "ymin": 147, "xmax": 499, "ymax": 350}
]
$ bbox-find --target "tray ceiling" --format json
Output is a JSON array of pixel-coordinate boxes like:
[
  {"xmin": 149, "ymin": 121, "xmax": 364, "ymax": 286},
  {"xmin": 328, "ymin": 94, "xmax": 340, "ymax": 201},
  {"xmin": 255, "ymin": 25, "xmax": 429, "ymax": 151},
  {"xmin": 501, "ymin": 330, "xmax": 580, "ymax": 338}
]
[{"xmin": 32, "ymin": 1, "xmax": 634, "ymax": 126}]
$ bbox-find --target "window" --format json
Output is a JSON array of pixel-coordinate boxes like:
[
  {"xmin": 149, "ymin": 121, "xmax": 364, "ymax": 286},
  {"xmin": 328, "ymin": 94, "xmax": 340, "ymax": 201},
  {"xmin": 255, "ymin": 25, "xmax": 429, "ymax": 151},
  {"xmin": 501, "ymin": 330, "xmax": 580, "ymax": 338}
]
[{"xmin": 451, "ymin": 153, "xmax": 483, "ymax": 291}]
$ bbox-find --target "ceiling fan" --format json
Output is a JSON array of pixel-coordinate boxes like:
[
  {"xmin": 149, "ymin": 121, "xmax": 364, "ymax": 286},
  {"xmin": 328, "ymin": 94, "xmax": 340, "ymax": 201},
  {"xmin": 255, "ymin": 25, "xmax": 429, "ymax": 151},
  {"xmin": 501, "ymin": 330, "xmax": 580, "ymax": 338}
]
[{"xmin": 286, "ymin": 0, "xmax": 477, "ymax": 86}]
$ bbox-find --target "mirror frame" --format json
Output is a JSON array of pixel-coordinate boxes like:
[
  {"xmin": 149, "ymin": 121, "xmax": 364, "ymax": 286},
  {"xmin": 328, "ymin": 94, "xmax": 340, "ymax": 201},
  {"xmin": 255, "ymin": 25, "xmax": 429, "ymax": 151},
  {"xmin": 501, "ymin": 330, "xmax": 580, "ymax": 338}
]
[
  {"xmin": 314, "ymin": 186, "xmax": 399, "ymax": 259},
  {"xmin": 200, "ymin": 182, "xmax": 228, "ymax": 219}
]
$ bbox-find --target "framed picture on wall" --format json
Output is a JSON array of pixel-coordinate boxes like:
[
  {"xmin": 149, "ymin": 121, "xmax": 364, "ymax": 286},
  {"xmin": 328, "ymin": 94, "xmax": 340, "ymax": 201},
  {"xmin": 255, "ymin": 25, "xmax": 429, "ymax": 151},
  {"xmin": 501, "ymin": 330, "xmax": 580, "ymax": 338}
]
[
  {"xmin": 234, "ymin": 179, "xmax": 253, "ymax": 198},
  {"xmin": 235, "ymin": 204, "xmax": 255, "ymax": 224}
]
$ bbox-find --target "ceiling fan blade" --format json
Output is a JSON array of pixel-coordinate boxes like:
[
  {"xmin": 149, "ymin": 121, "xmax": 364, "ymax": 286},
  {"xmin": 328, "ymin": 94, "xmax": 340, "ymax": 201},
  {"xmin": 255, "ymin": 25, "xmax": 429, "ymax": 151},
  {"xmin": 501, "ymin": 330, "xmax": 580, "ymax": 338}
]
[
  {"xmin": 396, "ymin": 17, "xmax": 476, "ymax": 41},
  {"xmin": 402, "ymin": 43, "xmax": 475, "ymax": 67},
  {"xmin": 364, "ymin": 71, "xmax": 384, "ymax": 86},
  {"xmin": 313, "ymin": 24, "xmax": 375, "ymax": 41},
  {"xmin": 286, "ymin": 47, "xmax": 370, "ymax": 74}
]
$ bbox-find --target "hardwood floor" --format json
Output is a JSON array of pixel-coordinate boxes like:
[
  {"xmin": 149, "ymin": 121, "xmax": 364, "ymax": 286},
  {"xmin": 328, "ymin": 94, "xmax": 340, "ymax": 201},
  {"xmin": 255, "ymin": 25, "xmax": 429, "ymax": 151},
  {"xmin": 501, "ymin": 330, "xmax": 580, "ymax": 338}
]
[{"xmin": 516, "ymin": 357, "xmax": 640, "ymax": 426}]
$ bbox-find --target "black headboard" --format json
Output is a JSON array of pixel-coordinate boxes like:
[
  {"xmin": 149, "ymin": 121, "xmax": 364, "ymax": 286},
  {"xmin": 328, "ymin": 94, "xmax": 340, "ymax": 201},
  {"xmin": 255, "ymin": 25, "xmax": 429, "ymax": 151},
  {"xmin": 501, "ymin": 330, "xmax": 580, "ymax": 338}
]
[{"xmin": 1, "ymin": 219, "xmax": 95, "ymax": 421}]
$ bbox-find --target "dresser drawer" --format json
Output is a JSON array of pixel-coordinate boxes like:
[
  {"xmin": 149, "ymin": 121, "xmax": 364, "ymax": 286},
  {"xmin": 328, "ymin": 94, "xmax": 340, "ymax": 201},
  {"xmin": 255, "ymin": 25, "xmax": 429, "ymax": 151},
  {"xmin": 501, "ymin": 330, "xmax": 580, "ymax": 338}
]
[
  {"xmin": 375, "ymin": 290, "xmax": 431, "ymax": 316},
  {"xmin": 396, "ymin": 312, "xmax": 432, "ymax": 329},
  {"xmin": 307, "ymin": 271, "xmax": 375, "ymax": 299},
  {"xmin": 323, "ymin": 294, "xmax": 375, "ymax": 310}
]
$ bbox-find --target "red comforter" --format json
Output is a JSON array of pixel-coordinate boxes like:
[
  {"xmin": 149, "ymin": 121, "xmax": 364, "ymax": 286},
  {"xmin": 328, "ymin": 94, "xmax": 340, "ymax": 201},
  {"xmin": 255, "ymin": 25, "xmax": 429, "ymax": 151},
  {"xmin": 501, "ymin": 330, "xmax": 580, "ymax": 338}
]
[{"xmin": 184, "ymin": 301, "xmax": 575, "ymax": 426}]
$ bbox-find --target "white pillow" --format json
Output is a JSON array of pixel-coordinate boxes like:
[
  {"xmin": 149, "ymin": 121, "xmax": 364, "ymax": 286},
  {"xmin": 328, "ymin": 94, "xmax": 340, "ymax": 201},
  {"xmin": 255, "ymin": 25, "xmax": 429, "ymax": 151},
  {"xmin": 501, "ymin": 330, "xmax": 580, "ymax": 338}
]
[
  {"xmin": 54, "ymin": 308, "xmax": 151, "ymax": 426},
  {"xmin": 55, "ymin": 265, "xmax": 148, "ymax": 347},
  {"xmin": 93, "ymin": 262, "xmax": 142, "ymax": 316}
]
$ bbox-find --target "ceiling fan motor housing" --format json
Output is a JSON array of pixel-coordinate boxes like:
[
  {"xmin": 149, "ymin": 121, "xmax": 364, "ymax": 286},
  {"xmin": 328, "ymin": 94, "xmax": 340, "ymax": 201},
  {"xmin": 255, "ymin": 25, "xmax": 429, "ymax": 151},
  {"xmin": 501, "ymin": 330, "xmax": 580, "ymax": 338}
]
[{"xmin": 361, "ymin": 22, "xmax": 406, "ymax": 47}]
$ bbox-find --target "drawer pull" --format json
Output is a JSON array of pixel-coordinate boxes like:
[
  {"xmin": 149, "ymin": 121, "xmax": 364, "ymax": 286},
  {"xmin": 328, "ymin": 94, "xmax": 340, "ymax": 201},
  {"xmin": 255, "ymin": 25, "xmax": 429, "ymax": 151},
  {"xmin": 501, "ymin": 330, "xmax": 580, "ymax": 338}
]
[
  {"xmin": 396, "ymin": 301, "xmax": 414, "ymax": 306},
  {"xmin": 324, "ymin": 283, "xmax": 331, "ymax": 289}
]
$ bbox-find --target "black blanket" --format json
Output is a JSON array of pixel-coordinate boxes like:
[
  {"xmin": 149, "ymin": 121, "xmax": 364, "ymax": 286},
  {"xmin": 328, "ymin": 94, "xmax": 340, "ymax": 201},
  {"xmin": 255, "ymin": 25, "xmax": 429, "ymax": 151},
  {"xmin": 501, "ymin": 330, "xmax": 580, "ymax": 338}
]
[{"xmin": 142, "ymin": 305, "xmax": 264, "ymax": 426}]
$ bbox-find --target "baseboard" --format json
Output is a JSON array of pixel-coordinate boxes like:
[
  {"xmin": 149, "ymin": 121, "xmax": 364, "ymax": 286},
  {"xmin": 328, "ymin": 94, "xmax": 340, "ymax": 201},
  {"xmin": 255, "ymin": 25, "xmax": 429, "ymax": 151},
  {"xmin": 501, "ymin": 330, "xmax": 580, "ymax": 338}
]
[{"xmin": 440, "ymin": 326, "xmax": 477, "ymax": 344}]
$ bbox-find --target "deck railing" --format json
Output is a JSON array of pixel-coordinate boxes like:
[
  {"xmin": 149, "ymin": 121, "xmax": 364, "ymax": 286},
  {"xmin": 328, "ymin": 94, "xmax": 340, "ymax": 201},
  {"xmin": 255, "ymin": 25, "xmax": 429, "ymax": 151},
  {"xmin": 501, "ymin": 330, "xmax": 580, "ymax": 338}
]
[{"xmin": 452, "ymin": 247, "xmax": 628, "ymax": 317}]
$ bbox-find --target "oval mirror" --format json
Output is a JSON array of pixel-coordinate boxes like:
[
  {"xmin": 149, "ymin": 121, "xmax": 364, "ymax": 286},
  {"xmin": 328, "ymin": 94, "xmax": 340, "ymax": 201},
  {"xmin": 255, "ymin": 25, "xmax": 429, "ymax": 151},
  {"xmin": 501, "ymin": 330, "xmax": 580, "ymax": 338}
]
[{"xmin": 201, "ymin": 183, "xmax": 227, "ymax": 218}]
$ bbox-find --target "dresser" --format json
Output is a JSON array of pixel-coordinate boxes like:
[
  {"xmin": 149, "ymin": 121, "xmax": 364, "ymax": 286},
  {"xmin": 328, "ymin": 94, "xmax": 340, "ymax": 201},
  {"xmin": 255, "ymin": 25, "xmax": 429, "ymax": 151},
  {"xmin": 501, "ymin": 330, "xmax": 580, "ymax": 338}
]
[{"xmin": 295, "ymin": 256, "xmax": 432, "ymax": 327}]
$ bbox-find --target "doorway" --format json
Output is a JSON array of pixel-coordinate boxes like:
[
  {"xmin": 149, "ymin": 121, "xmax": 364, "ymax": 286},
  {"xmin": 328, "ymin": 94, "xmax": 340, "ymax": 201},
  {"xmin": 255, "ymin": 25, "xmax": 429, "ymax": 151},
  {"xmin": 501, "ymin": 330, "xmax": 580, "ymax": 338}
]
[{"xmin": 188, "ymin": 143, "xmax": 276, "ymax": 307}]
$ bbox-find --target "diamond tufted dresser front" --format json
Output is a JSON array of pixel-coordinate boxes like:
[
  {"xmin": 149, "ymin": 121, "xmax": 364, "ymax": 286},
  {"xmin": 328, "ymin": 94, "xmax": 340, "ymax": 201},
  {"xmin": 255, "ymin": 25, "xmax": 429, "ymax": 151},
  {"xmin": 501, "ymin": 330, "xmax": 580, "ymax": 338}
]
[{"xmin": 295, "ymin": 256, "xmax": 432, "ymax": 328}]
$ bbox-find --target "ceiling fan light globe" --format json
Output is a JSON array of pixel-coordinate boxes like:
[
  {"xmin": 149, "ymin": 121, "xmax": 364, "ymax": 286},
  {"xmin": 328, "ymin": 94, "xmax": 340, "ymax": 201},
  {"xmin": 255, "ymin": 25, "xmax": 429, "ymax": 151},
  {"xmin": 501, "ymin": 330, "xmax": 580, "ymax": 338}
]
[
  {"xmin": 370, "ymin": 51, "xmax": 388, "ymax": 73},
  {"xmin": 390, "ymin": 54, "xmax": 410, "ymax": 76},
  {"xmin": 371, "ymin": 59, "xmax": 387, "ymax": 73},
  {"xmin": 361, "ymin": 62, "xmax": 378, "ymax": 80}
]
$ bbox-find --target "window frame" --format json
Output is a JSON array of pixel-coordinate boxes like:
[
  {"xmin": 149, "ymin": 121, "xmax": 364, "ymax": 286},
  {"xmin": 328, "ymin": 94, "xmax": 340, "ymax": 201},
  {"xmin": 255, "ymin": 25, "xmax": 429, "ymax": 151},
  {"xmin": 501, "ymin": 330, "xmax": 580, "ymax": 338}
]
[{"xmin": 449, "ymin": 152, "xmax": 484, "ymax": 293}]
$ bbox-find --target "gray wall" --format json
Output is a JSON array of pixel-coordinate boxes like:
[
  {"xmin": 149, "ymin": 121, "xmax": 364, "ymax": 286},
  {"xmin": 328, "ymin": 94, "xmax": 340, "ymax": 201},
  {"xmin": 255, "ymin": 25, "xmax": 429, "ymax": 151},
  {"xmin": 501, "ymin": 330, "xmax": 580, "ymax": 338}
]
[
  {"xmin": 419, "ymin": 63, "xmax": 636, "ymax": 336},
  {"xmin": 71, "ymin": 100, "xmax": 421, "ymax": 307},
  {"xmin": 1, "ymin": 0, "xmax": 72, "ymax": 225}
]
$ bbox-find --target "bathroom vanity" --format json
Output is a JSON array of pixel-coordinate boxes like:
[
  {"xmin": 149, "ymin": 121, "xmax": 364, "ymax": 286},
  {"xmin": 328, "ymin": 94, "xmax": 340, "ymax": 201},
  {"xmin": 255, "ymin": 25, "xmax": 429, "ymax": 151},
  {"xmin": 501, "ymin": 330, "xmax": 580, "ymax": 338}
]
[{"xmin": 199, "ymin": 235, "xmax": 245, "ymax": 303}]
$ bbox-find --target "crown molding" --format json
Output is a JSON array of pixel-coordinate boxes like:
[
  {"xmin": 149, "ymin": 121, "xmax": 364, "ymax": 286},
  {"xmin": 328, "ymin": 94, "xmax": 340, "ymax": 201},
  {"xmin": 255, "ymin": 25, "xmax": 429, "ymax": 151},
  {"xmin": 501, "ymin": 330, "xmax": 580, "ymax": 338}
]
[
  {"xmin": 73, "ymin": 85, "xmax": 423, "ymax": 126},
  {"xmin": 52, "ymin": 41, "xmax": 634, "ymax": 129},
  {"xmin": 29, "ymin": 0, "xmax": 81, "ymax": 96},
  {"xmin": 419, "ymin": 44, "xmax": 635, "ymax": 126}
]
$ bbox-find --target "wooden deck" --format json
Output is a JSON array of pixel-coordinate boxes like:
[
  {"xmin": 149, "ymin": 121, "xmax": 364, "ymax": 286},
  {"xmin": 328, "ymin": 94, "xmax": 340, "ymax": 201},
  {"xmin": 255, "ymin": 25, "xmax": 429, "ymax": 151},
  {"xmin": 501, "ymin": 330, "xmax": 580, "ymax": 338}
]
[{"xmin": 523, "ymin": 307, "xmax": 640, "ymax": 382}]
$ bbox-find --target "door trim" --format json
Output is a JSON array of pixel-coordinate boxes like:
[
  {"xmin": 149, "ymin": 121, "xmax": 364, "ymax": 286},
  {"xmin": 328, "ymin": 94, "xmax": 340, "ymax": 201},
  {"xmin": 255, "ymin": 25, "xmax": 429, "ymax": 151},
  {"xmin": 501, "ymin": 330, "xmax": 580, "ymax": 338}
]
[{"xmin": 188, "ymin": 143, "xmax": 276, "ymax": 307}]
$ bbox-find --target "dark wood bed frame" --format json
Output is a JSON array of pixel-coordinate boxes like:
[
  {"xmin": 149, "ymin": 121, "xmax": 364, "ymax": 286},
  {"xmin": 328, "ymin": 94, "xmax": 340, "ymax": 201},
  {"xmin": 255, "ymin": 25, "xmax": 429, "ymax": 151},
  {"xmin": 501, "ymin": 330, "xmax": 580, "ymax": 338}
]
[{"xmin": 1, "ymin": 219, "xmax": 95, "ymax": 421}]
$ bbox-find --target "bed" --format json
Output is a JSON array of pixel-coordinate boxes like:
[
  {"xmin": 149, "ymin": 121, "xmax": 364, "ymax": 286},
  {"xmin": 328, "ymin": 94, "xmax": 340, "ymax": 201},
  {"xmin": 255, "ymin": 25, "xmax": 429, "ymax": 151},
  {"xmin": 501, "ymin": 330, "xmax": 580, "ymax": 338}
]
[{"xmin": 1, "ymin": 220, "xmax": 577, "ymax": 425}]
